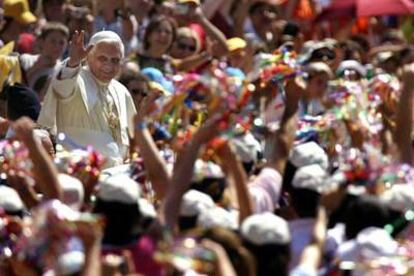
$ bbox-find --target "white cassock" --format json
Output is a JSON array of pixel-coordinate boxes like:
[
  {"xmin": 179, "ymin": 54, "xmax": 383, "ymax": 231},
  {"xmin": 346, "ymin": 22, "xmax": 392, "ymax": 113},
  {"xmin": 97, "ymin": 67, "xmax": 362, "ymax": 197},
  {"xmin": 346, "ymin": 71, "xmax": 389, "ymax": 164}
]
[{"xmin": 38, "ymin": 61, "xmax": 136, "ymax": 168}]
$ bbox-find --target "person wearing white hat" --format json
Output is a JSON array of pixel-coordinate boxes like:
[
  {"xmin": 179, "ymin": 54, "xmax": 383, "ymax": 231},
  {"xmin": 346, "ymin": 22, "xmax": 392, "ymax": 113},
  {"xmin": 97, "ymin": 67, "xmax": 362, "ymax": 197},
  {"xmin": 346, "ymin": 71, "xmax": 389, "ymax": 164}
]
[
  {"xmin": 336, "ymin": 60, "xmax": 367, "ymax": 80},
  {"xmin": 288, "ymin": 164, "xmax": 328, "ymax": 269},
  {"xmin": 380, "ymin": 184, "xmax": 414, "ymax": 214},
  {"xmin": 241, "ymin": 212, "xmax": 291, "ymax": 276},
  {"xmin": 190, "ymin": 159, "xmax": 227, "ymax": 203},
  {"xmin": 179, "ymin": 189, "xmax": 215, "ymax": 231},
  {"xmin": 197, "ymin": 206, "xmax": 238, "ymax": 230},
  {"xmin": 344, "ymin": 196, "xmax": 390, "ymax": 241},
  {"xmin": 0, "ymin": 185, "xmax": 25, "ymax": 215},
  {"xmin": 378, "ymin": 184, "xmax": 414, "ymax": 236},
  {"xmin": 93, "ymin": 173, "xmax": 164, "ymax": 276},
  {"xmin": 336, "ymin": 227, "xmax": 398, "ymax": 264},
  {"xmin": 290, "ymin": 142, "xmax": 329, "ymax": 170},
  {"xmin": 58, "ymin": 173, "xmax": 84, "ymax": 211},
  {"xmin": 283, "ymin": 141, "xmax": 329, "ymax": 193},
  {"xmin": 298, "ymin": 62, "xmax": 333, "ymax": 117},
  {"xmin": 38, "ymin": 30, "xmax": 136, "ymax": 168}
]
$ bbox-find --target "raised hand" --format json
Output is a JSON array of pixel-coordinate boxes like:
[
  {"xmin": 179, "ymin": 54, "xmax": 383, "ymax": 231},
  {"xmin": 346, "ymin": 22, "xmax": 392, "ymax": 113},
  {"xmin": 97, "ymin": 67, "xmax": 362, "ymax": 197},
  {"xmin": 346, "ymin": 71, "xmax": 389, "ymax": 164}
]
[
  {"xmin": 67, "ymin": 30, "xmax": 94, "ymax": 68},
  {"xmin": 185, "ymin": 4, "xmax": 204, "ymax": 23},
  {"xmin": 12, "ymin": 117, "xmax": 36, "ymax": 146},
  {"xmin": 135, "ymin": 91, "xmax": 159, "ymax": 123},
  {"xmin": 191, "ymin": 114, "xmax": 221, "ymax": 145}
]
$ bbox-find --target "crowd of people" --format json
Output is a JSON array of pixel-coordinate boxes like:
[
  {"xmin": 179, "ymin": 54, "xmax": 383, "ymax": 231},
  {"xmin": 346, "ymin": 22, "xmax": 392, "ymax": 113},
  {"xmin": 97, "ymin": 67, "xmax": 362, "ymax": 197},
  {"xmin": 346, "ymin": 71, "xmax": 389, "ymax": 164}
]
[{"xmin": 1, "ymin": 0, "xmax": 414, "ymax": 275}]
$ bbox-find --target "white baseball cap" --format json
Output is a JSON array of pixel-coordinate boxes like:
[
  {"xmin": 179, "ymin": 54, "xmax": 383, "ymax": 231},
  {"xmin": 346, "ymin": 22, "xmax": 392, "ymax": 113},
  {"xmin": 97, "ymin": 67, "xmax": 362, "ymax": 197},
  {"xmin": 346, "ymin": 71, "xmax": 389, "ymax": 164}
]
[
  {"xmin": 197, "ymin": 207, "xmax": 238, "ymax": 230},
  {"xmin": 180, "ymin": 190, "xmax": 215, "ymax": 217},
  {"xmin": 292, "ymin": 164, "xmax": 329, "ymax": 193},
  {"xmin": 380, "ymin": 184, "xmax": 414, "ymax": 213},
  {"xmin": 290, "ymin": 142, "xmax": 329, "ymax": 170},
  {"xmin": 0, "ymin": 185, "xmax": 25, "ymax": 212},
  {"xmin": 241, "ymin": 212, "xmax": 291, "ymax": 245},
  {"xmin": 58, "ymin": 173, "xmax": 84, "ymax": 211},
  {"xmin": 97, "ymin": 174, "xmax": 140, "ymax": 204}
]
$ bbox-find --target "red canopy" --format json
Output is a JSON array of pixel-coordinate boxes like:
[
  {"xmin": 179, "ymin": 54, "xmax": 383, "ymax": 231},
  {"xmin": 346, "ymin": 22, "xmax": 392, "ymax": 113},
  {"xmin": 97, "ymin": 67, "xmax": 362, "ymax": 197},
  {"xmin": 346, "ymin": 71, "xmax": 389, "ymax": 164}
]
[
  {"xmin": 317, "ymin": 0, "xmax": 414, "ymax": 20},
  {"xmin": 358, "ymin": 0, "xmax": 414, "ymax": 16}
]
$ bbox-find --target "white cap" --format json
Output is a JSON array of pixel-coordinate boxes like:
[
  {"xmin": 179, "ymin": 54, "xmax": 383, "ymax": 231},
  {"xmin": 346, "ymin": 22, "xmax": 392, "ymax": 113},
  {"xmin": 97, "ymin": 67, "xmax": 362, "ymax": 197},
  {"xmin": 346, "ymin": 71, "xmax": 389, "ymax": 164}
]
[
  {"xmin": 290, "ymin": 142, "xmax": 329, "ymax": 170},
  {"xmin": 231, "ymin": 132, "xmax": 262, "ymax": 163},
  {"xmin": 337, "ymin": 227, "xmax": 398, "ymax": 262},
  {"xmin": 58, "ymin": 173, "xmax": 84, "ymax": 211},
  {"xmin": 197, "ymin": 207, "xmax": 238, "ymax": 230},
  {"xmin": 241, "ymin": 212, "xmax": 291, "ymax": 245},
  {"xmin": 138, "ymin": 198, "xmax": 157, "ymax": 219},
  {"xmin": 57, "ymin": 251, "xmax": 85, "ymax": 275},
  {"xmin": 380, "ymin": 184, "xmax": 414, "ymax": 213},
  {"xmin": 56, "ymin": 237, "xmax": 85, "ymax": 275},
  {"xmin": 336, "ymin": 60, "xmax": 367, "ymax": 77},
  {"xmin": 192, "ymin": 160, "xmax": 224, "ymax": 183},
  {"xmin": 0, "ymin": 186, "xmax": 25, "ymax": 212},
  {"xmin": 88, "ymin": 30, "xmax": 125, "ymax": 58},
  {"xmin": 97, "ymin": 174, "xmax": 140, "ymax": 204},
  {"xmin": 292, "ymin": 164, "xmax": 328, "ymax": 193},
  {"xmin": 180, "ymin": 190, "xmax": 215, "ymax": 217}
]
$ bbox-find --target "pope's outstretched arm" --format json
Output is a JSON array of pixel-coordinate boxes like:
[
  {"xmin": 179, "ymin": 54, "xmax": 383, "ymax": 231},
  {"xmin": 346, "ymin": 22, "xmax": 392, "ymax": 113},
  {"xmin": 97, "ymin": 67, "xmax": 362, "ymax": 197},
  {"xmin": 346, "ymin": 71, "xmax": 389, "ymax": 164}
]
[{"xmin": 52, "ymin": 30, "xmax": 94, "ymax": 99}]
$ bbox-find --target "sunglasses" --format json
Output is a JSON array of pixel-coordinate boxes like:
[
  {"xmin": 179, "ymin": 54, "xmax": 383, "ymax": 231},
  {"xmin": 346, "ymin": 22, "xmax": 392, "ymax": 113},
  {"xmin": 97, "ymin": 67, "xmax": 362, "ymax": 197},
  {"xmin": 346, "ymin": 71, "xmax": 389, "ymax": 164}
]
[
  {"xmin": 177, "ymin": 41, "xmax": 197, "ymax": 52},
  {"xmin": 131, "ymin": 89, "xmax": 148, "ymax": 97},
  {"xmin": 311, "ymin": 49, "xmax": 336, "ymax": 61}
]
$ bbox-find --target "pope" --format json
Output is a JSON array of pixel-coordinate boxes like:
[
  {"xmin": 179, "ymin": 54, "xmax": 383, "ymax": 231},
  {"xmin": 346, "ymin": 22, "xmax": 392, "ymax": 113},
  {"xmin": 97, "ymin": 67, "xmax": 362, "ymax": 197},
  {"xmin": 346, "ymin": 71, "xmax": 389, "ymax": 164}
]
[{"xmin": 38, "ymin": 30, "xmax": 136, "ymax": 168}]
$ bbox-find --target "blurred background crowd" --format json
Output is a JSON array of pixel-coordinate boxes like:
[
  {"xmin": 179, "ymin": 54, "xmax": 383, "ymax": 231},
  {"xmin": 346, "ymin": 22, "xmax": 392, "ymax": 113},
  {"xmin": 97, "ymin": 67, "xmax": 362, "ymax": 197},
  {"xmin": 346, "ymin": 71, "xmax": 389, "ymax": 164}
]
[{"xmin": 2, "ymin": 0, "xmax": 414, "ymax": 275}]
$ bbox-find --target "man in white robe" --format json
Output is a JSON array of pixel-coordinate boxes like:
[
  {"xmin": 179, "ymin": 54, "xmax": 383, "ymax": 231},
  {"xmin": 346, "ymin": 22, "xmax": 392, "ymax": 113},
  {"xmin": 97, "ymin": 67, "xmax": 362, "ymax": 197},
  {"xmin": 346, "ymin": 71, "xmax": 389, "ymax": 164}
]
[{"xmin": 38, "ymin": 30, "xmax": 136, "ymax": 168}]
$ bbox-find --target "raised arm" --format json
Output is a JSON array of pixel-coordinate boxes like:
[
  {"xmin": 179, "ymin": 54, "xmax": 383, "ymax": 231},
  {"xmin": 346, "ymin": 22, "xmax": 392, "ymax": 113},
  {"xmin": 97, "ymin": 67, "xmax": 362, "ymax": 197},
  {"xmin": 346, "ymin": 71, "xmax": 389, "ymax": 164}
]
[
  {"xmin": 52, "ymin": 30, "xmax": 94, "ymax": 99},
  {"xmin": 293, "ymin": 207, "xmax": 327, "ymax": 274},
  {"xmin": 12, "ymin": 117, "xmax": 62, "ymax": 201},
  {"xmin": 172, "ymin": 51, "xmax": 213, "ymax": 72},
  {"xmin": 395, "ymin": 65, "xmax": 414, "ymax": 165},
  {"xmin": 266, "ymin": 78, "xmax": 300, "ymax": 174},
  {"xmin": 231, "ymin": 0, "xmax": 250, "ymax": 38},
  {"xmin": 162, "ymin": 116, "xmax": 220, "ymax": 229},
  {"xmin": 76, "ymin": 220, "xmax": 103, "ymax": 276},
  {"xmin": 189, "ymin": 5, "xmax": 229, "ymax": 57},
  {"xmin": 120, "ymin": 0, "xmax": 136, "ymax": 42},
  {"xmin": 216, "ymin": 141, "xmax": 254, "ymax": 223},
  {"xmin": 134, "ymin": 95, "xmax": 170, "ymax": 200}
]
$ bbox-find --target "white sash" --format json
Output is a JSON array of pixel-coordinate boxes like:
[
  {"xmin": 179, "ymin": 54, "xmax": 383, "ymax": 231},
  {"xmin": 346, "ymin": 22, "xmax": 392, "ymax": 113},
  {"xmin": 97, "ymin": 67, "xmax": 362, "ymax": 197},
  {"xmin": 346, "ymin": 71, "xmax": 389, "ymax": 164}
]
[{"xmin": 61, "ymin": 127, "xmax": 124, "ymax": 168}]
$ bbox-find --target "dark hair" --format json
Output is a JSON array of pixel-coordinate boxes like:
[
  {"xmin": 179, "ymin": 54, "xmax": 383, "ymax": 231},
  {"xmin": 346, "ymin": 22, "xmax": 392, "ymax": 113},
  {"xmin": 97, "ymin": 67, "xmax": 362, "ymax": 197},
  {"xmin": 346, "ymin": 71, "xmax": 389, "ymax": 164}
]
[
  {"xmin": 35, "ymin": 125, "xmax": 57, "ymax": 153},
  {"xmin": 93, "ymin": 199, "xmax": 142, "ymax": 246},
  {"xmin": 190, "ymin": 177, "xmax": 226, "ymax": 203},
  {"xmin": 0, "ymin": 17, "xmax": 14, "ymax": 34},
  {"xmin": 339, "ymin": 40, "xmax": 363, "ymax": 61},
  {"xmin": 309, "ymin": 47, "xmax": 336, "ymax": 63},
  {"xmin": 178, "ymin": 215, "xmax": 198, "ymax": 232},
  {"xmin": 201, "ymin": 227, "xmax": 256, "ymax": 276},
  {"xmin": 119, "ymin": 72, "xmax": 150, "ymax": 88},
  {"xmin": 381, "ymin": 30, "xmax": 404, "ymax": 45},
  {"xmin": 344, "ymin": 196, "xmax": 390, "ymax": 240},
  {"xmin": 349, "ymin": 34, "xmax": 370, "ymax": 52},
  {"xmin": 42, "ymin": 0, "xmax": 65, "ymax": 5},
  {"xmin": 290, "ymin": 188, "xmax": 320, "ymax": 218},
  {"xmin": 38, "ymin": 22, "xmax": 69, "ymax": 40},
  {"xmin": 5, "ymin": 83, "xmax": 41, "ymax": 122},
  {"xmin": 143, "ymin": 15, "xmax": 177, "ymax": 51},
  {"xmin": 249, "ymin": 2, "xmax": 278, "ymax": 15},
  {"xmin": 282, "ymin": 161, "xmax": 297, "ymax": 194},
  {"xmin": 243, "ymin": 241, "xmax": 290, "ymax": 276},
  {"xmin": 283, "ymin": 22, "xmax": 300, "ymax": 37}
]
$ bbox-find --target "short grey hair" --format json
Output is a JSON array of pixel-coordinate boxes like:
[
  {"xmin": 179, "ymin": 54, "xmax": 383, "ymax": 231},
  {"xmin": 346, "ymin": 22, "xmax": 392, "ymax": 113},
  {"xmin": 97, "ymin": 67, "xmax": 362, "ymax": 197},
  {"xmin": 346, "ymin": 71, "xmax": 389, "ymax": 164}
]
[{"xmin": 88, "ymin": 30, "xmax": 125, "ymax": 58}]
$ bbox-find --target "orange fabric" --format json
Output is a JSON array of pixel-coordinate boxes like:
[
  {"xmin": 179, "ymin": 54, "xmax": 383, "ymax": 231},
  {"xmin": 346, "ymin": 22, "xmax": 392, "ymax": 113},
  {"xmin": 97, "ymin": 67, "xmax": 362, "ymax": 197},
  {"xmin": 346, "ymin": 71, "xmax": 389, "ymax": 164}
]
[
  {"xmin": 352, "ymin": 17, "xmax": 369, "ymax": 34},
  {"xmin": 295, "ymin": 0, "xmax": 314, "ymax": 20}
]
